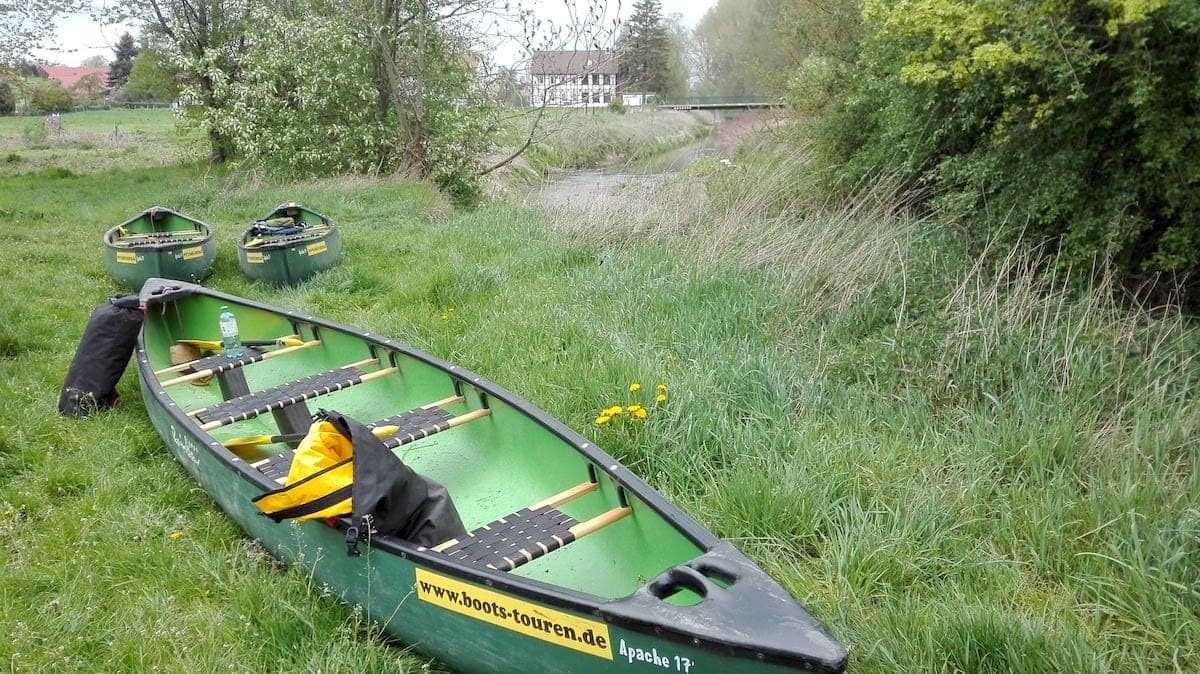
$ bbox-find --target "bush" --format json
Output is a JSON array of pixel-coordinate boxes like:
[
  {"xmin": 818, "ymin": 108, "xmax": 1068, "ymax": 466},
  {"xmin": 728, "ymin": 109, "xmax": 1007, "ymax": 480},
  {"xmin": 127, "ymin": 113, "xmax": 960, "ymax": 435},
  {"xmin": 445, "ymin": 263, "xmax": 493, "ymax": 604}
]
[
  {"xmin": 608, "ymin": 98, "xmax": 627, "ymax": 115},
  {"xmin": 807, "ymin": 1, "xmax": 1200, "ymax": 301},
  {"xmin": 29, "ymin": 82, "xmax": 73, "ymax": 113},
  {"xmin": 0, "ymin": 81, "xmax": 15, "ymax": 115}
]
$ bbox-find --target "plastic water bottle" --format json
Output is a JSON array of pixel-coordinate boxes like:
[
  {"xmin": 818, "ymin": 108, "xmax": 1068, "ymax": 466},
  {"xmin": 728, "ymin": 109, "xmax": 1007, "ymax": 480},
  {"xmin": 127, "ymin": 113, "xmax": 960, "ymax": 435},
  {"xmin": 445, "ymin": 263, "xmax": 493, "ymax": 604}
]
[{"xmin": 218, "ymin": 305, "xmax": 244, "ymax": 357}]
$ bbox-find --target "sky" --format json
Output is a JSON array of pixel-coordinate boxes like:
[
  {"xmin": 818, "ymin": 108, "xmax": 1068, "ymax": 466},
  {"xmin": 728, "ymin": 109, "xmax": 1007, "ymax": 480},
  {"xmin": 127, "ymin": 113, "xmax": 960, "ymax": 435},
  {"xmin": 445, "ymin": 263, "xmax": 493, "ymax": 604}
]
[{"xmin": 33, "ymin": 0, "xmax": 717, "ymax": 68}]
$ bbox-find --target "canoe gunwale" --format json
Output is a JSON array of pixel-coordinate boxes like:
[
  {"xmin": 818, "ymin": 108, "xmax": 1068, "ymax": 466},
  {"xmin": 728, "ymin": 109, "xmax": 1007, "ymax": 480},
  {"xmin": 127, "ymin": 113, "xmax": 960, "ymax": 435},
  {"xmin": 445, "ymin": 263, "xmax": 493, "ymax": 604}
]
[
  {"xmin": 134, "ymin": 278, "xmax": 846, "ymax": 673},
  {"xmin": 135, "ymin": 280, "xmax": 717, "ymax": 577},
  {"xmin": 235, "ymin": 203, "xmax": 336, "ymax": 251},
  {"xmin": 102, "ymin": 206, "xmax": 213, "ymax": 251}
]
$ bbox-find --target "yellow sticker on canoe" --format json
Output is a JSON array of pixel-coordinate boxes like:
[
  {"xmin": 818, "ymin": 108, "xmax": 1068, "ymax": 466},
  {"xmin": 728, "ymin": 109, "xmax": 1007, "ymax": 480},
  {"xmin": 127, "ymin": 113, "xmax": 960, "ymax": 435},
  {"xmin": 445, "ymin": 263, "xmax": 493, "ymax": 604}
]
[
  {"xmin": 245, "ymin": 251, "xmax": 264, "ymax": 264},
  {"xmin": 116, "ymin": 251, "xmax": 137, "ymax": 264},
  {"xmin": 415, "ymin": 568, "xmax": 612, "ymax": 660},
  {"xmin": 181, "ymin": 246, "xmax": 204, "ymax": 260},
  {"xmin": 306, "ymin": 241, "xmax": 328, "ymax": 256}
]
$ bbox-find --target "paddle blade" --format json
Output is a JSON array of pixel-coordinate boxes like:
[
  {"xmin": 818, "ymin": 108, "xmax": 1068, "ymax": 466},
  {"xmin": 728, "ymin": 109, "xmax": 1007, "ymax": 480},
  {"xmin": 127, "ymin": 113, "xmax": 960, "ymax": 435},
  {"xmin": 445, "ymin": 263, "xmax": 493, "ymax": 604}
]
[
  {"xmin": 223, "ymin": 424, "xmax": 398, "ymax": 452},
  {"xmin": 222, "ymin": 434, "xmax": 274, "ymax": 450}
]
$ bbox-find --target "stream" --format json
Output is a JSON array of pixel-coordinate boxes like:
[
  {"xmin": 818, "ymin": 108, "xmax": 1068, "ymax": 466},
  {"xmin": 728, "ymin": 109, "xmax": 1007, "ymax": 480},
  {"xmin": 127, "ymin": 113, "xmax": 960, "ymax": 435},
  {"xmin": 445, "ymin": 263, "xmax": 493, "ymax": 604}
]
[{"xmin": 524, "ymin": 139, "xmax": 717, "ymax": 210}]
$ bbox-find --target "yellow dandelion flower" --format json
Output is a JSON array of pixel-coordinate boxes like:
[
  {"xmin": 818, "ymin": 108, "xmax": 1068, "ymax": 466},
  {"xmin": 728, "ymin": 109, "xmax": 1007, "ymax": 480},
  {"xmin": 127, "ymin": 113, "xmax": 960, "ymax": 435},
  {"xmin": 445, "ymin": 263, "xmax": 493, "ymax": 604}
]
[
  {"xmin": 633, "ymin": 407, "xmax": 648, "ymax": 419},
  {"xmin": 655, "ymin": 393, "xmax": 667, "ymax": 403},
  {"xmin": 605, "ymin": 405, "xmax": 625, "ymax": 416},
  {"xmin": 440, "ymin": 314, "xmax": 448, "ymax": 320},
  {"xmin": 169, "ymin": 530, "xmax": 184, "ymax": 540},
  {"xmin": 629, "ymin": 382, "xmax": 641, "ymax": 392},
  {"xmin": 447, "ymin": 308, "xmax": 455, "ymax": 312},
  {"xmin": 626, "ymin": 404, "xmax": 643, "ymax": 413},
  {"xmin": 3, "ymin": 508, "xmax": 15, "ymax": 517},
  {"xmin": 656, "ymin": 383, "xmax": 667, "ymax": 393},
  {"xmin": 595, "ymin": 415, "xmax": 611, "ymax": 424}
]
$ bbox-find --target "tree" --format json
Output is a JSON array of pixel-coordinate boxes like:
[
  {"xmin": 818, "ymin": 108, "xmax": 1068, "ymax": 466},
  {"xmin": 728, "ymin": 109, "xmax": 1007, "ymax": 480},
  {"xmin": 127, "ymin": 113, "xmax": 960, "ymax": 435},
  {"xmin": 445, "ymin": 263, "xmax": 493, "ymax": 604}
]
[
  {"xmin": 72, "ymin": 71, "xmax": 107, "ymax": 102},
  {"xmin": 81, "ymin": 54, "xmax": 108, "ymax": 67},
  {"xmin": 107, "ymin": 32, "xmax": 139, "ymax": 89},
  {"xmin": 660, "ymin": 13, "xmax": 689, "ymax": 98},
  {"xmin": 0, "ymin": 81, "xmax": 15, "ymax": 114},
  {"xmin": 110, "ymin": 0, "xmax": 251, "ymax": 163},
  {"xmin": 0, "ymin": 0, "xmax": 84, "ymax": 67},
  {"xmin": 124, "ymin": 49, "xmax": 179, "ymax": 101},
  {"xmin": 617, "ymin": 0, "xmax": 673, "ymax": 96}
]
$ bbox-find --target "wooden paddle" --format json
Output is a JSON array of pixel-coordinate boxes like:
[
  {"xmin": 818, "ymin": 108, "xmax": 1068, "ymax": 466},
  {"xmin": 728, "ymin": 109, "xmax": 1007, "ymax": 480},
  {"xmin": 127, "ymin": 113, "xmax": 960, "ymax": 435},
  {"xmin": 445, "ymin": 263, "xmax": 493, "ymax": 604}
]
[
  {"xmin": 243, "ymin": 223, "xmax": 331, "ymax": 248},
  {"xmin": 223, "ymin": 424, "xmax": 400, "ymax": 451}
]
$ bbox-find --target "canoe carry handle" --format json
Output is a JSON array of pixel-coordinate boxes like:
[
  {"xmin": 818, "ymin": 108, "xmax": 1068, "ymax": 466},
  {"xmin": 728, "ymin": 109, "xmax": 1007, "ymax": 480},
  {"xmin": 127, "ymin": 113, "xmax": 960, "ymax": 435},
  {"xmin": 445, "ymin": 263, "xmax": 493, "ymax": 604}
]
[{"xmin": 646, "ymin": 557, "xmax": 742, "ymax": 603}]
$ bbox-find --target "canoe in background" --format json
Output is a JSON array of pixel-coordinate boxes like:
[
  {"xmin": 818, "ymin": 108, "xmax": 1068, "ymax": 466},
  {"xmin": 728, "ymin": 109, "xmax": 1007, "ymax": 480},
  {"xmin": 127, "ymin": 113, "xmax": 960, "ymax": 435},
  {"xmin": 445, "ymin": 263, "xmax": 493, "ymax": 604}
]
[
  {"xmin": 102, "ymin": 207, "xmax": 215, "ymax": 289},
  {"xmin": 135, "ymin": 278, "xmax": 848, "ymax": 674},
  {"xmin": 236, "ymin": 202, "xmax": 341, "ymax": 286}
]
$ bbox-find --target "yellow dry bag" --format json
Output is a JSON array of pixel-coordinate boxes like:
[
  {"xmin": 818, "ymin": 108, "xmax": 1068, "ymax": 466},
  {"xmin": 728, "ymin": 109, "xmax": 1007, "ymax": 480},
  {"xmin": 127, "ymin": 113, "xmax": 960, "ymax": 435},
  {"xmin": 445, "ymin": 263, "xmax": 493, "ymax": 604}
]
[{"xmin": 252, "ymin": 420, "xmax": 355, "ymax": 521}]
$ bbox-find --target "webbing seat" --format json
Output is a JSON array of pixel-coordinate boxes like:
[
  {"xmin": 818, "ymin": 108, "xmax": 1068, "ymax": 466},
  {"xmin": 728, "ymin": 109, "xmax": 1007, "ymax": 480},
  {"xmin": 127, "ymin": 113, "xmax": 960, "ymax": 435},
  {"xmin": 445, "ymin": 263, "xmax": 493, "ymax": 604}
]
[
  {"xmin": 180, "ymin": 348, "xmax": 265, "ymax": 375},
  {"xmin": 371, "ymin": 405, "xmax": 457, "ymax": 449},
  {"xmin": 430, "ymin": 481, "xmax": 631, "ymax": 572},
  {"xmin": 194, "ymin": 362, "xmax": 392, "ymax": 431},
  {"xmin": 435, "ymin": 505, "xmax": 581, "ymax": 571},
  {"xmin": 250, "ymin": 396, "xmax": 490, "ymax": 483}
]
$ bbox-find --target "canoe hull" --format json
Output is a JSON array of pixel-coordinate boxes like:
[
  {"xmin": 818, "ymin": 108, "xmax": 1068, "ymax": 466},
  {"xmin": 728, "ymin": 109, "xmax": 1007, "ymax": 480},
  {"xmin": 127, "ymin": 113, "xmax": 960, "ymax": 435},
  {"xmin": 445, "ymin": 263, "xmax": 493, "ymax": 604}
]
[
  {"xmin": 135, "ymin": 280, "xmax": 846, "ymax": 674},
  {"xmin": 139, "ymin": 376, "xmax": 825, "ymax": 674},
  {"xmin": 102, "ymin": 207, "xmax": 215, "ymax": 289},
  {"xmin": 236, "ymin": 203, "xmax": 341, "ymax": 286}
]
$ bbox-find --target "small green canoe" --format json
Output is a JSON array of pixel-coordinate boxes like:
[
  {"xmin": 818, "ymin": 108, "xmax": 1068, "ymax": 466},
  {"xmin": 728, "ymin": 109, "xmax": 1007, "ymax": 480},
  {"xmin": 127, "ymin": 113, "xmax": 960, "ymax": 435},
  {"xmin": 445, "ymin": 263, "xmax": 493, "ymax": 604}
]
[
  {"xmin": 102, "ymin": 207, "xmax": 215, "ymax": 289},
  {"xmin": 236, "ymin": 202, "xmax": 341, "ymax": 285},
  {"xmin": 135, "ymin": 278, "xmax": 847, "ymax": 674}
]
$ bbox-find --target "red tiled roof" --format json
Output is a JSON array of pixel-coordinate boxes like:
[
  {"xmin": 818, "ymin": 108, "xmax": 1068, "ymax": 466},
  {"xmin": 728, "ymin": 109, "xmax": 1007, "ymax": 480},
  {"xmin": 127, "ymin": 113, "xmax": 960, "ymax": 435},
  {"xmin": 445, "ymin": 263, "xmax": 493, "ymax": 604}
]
[{"xmin": 37, "ymin": 65, "xmax": 109, "ymax": 90}]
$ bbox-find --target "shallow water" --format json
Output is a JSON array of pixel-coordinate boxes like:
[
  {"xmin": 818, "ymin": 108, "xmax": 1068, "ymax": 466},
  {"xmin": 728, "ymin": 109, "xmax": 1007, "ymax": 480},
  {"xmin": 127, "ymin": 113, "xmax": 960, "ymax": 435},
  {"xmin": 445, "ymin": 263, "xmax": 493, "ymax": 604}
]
[{"xmin": 525, "ymin": 140, "xmax": 716, "ymax": 210}]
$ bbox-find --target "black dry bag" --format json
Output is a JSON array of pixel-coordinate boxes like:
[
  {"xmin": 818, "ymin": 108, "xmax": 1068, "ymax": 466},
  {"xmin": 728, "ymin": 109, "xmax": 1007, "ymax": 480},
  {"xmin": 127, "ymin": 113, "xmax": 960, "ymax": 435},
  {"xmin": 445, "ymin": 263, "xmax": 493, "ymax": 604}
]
[{"xmin": 58, "ymin": 294, "xmax": 143, "ymax": 417}]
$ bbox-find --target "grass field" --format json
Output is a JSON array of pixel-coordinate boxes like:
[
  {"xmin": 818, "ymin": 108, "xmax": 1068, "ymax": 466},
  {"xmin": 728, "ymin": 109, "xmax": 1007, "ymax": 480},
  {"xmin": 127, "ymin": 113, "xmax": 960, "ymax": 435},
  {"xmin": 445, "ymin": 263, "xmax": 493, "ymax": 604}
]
[{"xmin": 0, "ymin": 110, "xmax": 1197, "ymax": 673}]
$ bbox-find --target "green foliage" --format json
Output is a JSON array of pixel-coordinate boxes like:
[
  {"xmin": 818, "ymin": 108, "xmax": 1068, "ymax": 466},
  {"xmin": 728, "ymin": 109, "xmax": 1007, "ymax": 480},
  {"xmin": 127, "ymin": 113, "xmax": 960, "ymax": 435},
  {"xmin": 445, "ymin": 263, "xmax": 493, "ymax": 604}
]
[
  {"xmin": 0, "ymin": 81, "xmax": 15, "ymax": 115},
  {"xmin": 211, "ymin": 10, "xmax": 394, "ymax": 176},
  {"xmin": 107, "ymin": 32, "xmax": 138, "ymax": 90},
  {"xmin": 124, "ymin": 50, "xmax": 180, "ymax": 102},
  {"xmin": 28, "ymin": 81, "xmax": 72, "ymax": 112},
  {"xmin": 693, "ymin": 0, "xmax": 851, "ymax": 97},
  {"xmin": 807, "ymin": 0, "xmax": 1200, "ymax": 298},
  {"xmin": 618, "ymin": 0, "xmax": 685, "ymax": 97}
]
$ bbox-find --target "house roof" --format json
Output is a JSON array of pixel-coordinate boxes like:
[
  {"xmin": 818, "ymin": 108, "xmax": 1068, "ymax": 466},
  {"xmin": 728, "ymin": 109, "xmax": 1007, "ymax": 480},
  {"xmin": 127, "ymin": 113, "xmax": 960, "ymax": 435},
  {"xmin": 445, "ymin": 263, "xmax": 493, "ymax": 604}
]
[
  {"xmin": 531, "ymin": 50, "xmax": 617, "ymax": 75},
  {"xmin": 37, "ymin": 65, "xmax": 109, "ymax": 90}
]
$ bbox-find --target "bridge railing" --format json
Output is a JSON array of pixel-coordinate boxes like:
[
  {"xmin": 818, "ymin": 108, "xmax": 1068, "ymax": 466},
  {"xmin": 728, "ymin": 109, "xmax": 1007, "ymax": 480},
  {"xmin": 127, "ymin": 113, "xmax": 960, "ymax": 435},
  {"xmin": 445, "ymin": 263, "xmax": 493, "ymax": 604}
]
[{"xmin": 658, "ymin": 96, "xmax": 775, "ymax": 106}]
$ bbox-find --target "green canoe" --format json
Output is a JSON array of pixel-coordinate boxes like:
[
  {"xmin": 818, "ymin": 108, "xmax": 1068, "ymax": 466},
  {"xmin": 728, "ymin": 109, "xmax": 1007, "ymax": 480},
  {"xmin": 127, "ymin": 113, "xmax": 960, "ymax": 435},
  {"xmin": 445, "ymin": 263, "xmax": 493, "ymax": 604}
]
[
  {"xmin": 102, "ymin": 207, "xmax": 215, "ymax": 289},
  {"xmin": 236, "ymin": 202, "xmax": 341, "ymax": 286},
  {"xmin": 135, "ymin": 278, "xmax": 847, "ymax": 674}
]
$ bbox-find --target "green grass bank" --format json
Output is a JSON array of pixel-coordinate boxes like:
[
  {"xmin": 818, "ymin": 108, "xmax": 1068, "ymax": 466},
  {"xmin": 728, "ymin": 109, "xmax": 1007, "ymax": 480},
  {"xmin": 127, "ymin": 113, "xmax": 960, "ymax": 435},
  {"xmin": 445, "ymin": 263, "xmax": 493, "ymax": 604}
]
[{"xmin": 0, "ymin": 111, "xmax": 1196, "ymax": 673}]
